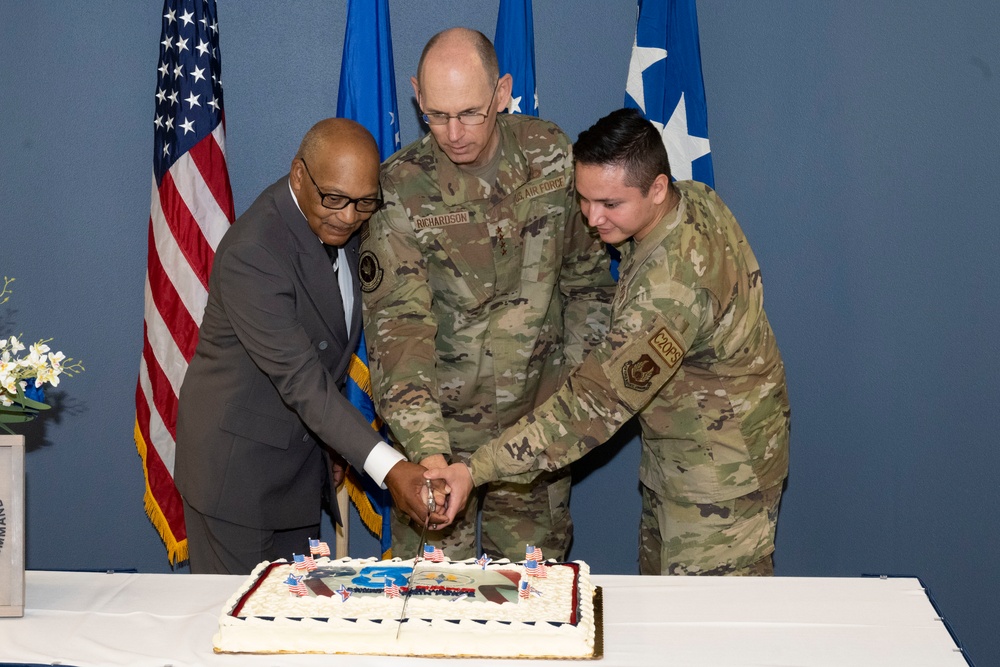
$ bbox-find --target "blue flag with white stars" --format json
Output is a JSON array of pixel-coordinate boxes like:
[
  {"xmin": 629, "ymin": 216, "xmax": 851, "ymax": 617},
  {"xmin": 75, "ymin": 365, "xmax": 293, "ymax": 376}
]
[
  {"xmin": 495, "ymin": 0, "xmax": 539, "ymax": 116},
  {"xmin": 625, "ymin": 0, "xmax": 714, "ymax": 187},
  {"xmin": 335, "ymin": 0, "xmax": 400, "ymax": 559},
  {"xmin": 152, "ymin": 0, "xmax": 226, "ymax": 184}
]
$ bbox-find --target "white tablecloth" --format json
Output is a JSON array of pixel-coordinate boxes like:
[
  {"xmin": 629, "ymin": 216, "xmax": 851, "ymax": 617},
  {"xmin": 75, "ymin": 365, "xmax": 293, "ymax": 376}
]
[{"xmin": 0, "ymin": 571, "xmax": 969, "ymax": 666}]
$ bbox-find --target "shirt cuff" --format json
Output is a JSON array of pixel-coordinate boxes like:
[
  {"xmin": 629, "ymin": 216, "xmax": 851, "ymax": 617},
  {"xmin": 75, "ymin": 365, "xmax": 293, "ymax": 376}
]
[
  {"xmin": 468, "ymin": 451, "xmax": 497, "ymax": 488},
  {"xmin": 363, "ymin": 441, "xmax": 407, "ymax": 489}
]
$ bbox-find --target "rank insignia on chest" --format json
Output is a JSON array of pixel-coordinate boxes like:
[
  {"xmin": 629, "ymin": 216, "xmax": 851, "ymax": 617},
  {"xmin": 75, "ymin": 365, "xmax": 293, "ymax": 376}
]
[
  {"xmin": 495, "ymin": 226, "xmax": 507, "ymax": 255},
  {"xmin": 358, "ymin": 250, "xmax": 384, "ymax": 293},
  {"xmin": 622, "ymin": 354, "xmax": 661, "ymax": 392}
]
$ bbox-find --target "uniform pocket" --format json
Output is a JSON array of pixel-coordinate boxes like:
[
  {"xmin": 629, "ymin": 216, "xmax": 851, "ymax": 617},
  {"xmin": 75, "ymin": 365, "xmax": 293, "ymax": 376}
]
[{"xmin": 519, "ymin": 198, "xmax": 560, "ymax": 285}]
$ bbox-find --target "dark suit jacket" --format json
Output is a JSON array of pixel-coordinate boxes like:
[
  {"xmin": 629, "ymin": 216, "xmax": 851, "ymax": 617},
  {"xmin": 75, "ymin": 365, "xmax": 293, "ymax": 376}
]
[{"xmin": 175, "ymin": 176, "xmax": 381, "ymax": 529}]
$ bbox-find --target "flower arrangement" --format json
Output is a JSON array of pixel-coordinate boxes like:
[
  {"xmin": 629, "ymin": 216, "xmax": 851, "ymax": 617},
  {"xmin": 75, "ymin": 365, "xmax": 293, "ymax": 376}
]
[{"xmin": 0, "ymin": 276, "xmax": 84, "ymax": 434}]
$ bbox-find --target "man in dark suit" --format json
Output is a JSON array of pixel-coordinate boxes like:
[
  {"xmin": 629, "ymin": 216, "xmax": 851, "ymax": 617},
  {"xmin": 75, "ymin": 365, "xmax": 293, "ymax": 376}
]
[{"xmin": 175, "ymin": 119, "xmax": 447, "ymax": 574}]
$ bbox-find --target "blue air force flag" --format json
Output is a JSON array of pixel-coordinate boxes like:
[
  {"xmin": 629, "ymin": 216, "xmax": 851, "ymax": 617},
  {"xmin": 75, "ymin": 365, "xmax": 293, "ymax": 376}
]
[
  {"xmin": 337, "ymin": 0, "xmax": 401, "ymax": 160},
  {"xmin": 625, "ymin": 0, "xmax": 714, "ymax": 187},
  {"xmin": 336, "ymin": 0, "xmax": 401, "ymax": 558},
  {"xmin": 495, "ymin": 0, "xmax": 539, "ymax": 115}
]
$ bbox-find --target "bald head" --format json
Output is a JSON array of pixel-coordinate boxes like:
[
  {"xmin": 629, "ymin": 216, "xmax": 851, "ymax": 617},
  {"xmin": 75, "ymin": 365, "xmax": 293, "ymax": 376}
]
[
  {"xmin": 417, "ymin": 27, "xmax": 499, "ymax": 88},
  {"xmin": 295, "ymin": 117, "xmax": 378, "ymax": 165},
  {"xmin": 411, "ymin": 29, "xmax": 511, "ymax": 168}
]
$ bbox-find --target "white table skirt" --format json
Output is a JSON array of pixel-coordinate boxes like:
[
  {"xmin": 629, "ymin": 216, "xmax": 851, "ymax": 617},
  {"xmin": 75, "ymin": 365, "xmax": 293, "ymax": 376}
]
[{"xmin": 0, "ymin": 571, "xmax": 968, "ymax": 667}]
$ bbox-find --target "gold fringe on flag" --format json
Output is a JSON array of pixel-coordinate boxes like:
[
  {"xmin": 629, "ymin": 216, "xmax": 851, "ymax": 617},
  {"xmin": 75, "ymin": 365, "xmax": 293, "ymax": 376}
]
[
  {"xmin": 345, "ymin": 352, "xmax": 392, "ymax": 559},
  {"xmin": 134, "ymin": 420, "xmax": 188, "ymax": 565}
]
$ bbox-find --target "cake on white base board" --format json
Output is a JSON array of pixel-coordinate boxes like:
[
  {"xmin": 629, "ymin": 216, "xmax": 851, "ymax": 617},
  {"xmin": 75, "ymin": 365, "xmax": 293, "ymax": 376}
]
[{"xmin": 213, "ymin": 555, "xmax": 600, "ymax": 659}]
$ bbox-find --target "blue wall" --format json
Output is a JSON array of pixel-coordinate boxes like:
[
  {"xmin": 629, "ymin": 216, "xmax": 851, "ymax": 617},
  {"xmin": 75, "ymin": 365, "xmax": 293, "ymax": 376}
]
[{"xmin": 2, "ymin": 1, "xmax": 998, "ymax": 663}]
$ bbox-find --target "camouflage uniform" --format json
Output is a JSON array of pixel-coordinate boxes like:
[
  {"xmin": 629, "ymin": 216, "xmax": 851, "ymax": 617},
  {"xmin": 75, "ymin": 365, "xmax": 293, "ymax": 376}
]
[
  {"xmin": 359, "ymin": 114, "xmax": 614, "ymax": 561},
  {"xmin": 468, "ymin": 181, "xmax": 791, "ymax": 575}
]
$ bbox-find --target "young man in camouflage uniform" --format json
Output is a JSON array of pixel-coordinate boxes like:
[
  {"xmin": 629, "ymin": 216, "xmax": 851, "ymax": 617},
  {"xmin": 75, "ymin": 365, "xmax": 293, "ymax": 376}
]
[
  {"xmin": 359, "ymin": 28, "xmax": 614, "ymax": 561},
  {"xmin": 429, "ymin": 108, "xmax": 791, "ymax": 576}
]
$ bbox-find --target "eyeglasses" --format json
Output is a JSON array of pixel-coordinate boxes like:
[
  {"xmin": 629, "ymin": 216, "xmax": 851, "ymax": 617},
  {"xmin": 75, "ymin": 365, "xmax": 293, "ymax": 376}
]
[
  {"xmin": 300, "ymin": 158, "xmax": 384, "ymax": 213},
  {"xmin": 421, "ymin": 79, "xmax": 500, "ymax": 126}
]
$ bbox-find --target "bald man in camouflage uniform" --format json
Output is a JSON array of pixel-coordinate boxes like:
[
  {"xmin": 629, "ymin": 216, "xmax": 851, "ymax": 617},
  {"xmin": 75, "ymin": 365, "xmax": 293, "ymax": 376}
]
[
  {"xmin": 429, "ymin": 108, "xmax": 790, "ymax": 575},
  {"xmin": 359, "ymin": 29, "xmax": 613, "ymax": 561}
]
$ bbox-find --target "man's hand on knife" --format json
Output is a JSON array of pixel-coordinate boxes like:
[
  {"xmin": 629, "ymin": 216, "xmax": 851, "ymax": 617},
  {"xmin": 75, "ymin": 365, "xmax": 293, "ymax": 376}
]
[{"xmin": 384, "ymin": 460, "xmax": 450, "ymax": 526}]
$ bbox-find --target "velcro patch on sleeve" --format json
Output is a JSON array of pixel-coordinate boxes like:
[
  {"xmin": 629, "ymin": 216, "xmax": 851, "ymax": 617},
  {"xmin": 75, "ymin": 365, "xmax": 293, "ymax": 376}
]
[
  {"xmin": 603, "ymin": 314, "xmax": 688, "ymax": 411},
  {"xmin": 357, "ymin": 246, "xmax": 397, "ymax": 306},
  {"xmin": 648, "ymin": 326, "xmax": 685, "ymax": 370}
]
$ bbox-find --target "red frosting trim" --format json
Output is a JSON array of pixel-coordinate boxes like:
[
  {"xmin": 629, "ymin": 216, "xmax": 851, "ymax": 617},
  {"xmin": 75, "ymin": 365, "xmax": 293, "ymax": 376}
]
[{"xmin": 230, "ymin": 561, "xmax": 283, "ymax": 618}]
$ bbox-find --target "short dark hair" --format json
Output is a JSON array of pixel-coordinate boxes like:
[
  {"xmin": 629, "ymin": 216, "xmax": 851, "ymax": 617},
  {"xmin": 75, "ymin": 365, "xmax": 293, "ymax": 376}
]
[
  {"xmin": 573, "ymin": 108, "xmax": 671, "ymax": 195},
  {"xmin": 417, "ymin": 28, "xmax": 499, "ymax": 86}
]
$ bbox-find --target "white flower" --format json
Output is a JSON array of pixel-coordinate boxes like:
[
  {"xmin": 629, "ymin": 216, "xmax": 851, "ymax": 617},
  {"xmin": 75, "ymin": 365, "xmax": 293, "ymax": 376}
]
[
  {"xmin": 29, "ymin": 342, "xmax": 50, "ymax": 359},
  {"xmin": 36, "ymin": 366, "xmax": 60, "ymax": 387},
  {"xmin": 1, "ymin": 373, "xmax": 16, "ymax": 394},
  {"xmin": 48, "ymin": 350, "xmax": 65, "ymax": 372},
  {"xmin": 9, "ymin": 337, "xmax": 24, "ymax": 354},
  {"xmin": 0, "ymin": 395, "xmax": 12, "ymax": 407}
]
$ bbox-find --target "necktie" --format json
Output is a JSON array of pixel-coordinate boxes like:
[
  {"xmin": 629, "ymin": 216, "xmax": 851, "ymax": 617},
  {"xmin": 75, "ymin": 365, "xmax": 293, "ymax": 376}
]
[
  {"xmin": 323, "ymin": 243, "xmax": 339, "ymax": 275},
  {"xmin": 323, "ymin": 244, "xmax": 346, "ymax": 329}
]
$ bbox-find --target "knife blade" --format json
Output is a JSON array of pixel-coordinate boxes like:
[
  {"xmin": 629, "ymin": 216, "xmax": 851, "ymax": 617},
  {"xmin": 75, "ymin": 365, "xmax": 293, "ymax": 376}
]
[{"xmin": 396, "ymin": 478, "xmax": 435, "ymax": 638}]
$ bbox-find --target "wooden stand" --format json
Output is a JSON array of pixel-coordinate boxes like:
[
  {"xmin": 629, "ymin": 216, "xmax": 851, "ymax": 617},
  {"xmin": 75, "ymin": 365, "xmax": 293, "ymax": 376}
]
[{"xmin": 0, "ymin": 434, "xmax": 24, "ymax": 617}]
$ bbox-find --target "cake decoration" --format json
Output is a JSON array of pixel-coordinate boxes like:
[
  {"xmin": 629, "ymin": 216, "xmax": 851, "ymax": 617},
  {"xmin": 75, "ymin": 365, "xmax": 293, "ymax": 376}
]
[
  {"xmin": 476, "ymin": 553, "xmax": 492, "ymax": 569},
  {"xmin": 423, "ymin": 544, "xmax": 445, "ymax": 563},
  {"xmin": 309, "ymin": 538, "xmax": 331, "ymax": 557},
  {"xmin": 383, "ymin": 581, "xmax": 401, "ymax": 598},
  {"xmin": 293, "ymin": 553, "xmax": 317, "ymax": 571},
  {"xmin": 525, "ymin": 559, "xmax": 548, "ymax": 578},
  {"xmin": 285, "ymin": 574, "xmax": 308, "ymax": 597}
]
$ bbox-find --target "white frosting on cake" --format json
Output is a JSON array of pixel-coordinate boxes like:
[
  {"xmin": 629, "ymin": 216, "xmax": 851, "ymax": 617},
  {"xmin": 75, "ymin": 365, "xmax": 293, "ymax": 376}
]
[{"xmin": 213, "ymin": 556, "xmax": 596, "ymax": 658}]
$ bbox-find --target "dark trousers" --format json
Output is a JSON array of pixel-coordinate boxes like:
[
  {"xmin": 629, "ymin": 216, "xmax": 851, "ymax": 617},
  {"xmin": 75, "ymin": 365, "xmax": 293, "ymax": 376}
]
[{"xmin": 183, "ymin": 498, "xmax": 319, "ymax": 575}]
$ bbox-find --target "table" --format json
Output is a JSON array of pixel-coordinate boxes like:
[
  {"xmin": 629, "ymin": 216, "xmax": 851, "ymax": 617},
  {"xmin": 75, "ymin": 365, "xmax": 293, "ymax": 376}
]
[{"xmin": 0, "ymin": 571, "xmax": 970, "ymax": 666}]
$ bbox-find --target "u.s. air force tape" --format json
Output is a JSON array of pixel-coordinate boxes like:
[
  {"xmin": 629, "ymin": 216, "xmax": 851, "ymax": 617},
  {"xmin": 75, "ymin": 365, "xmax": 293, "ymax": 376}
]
[{"xmin": 358, "ymin": 250, "xmax": 384, "ymax": 293}]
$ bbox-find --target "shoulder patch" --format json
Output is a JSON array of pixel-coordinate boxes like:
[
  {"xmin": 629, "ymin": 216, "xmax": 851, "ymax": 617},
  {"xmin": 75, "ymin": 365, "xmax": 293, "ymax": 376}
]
[
  {"xmin": 622, "ymin": 354, "xmax": 661, "ymax": 391},
  {"xmin": 648, "ymin": 327, "xmax": 684, "ymax": 370},
  {"xmin": 358, "ymin": 250, "xmax": 384, "ymax": 293},
  {"xmin": 602, "ymin": 314, "xmax": 689, "ymax": 412}
]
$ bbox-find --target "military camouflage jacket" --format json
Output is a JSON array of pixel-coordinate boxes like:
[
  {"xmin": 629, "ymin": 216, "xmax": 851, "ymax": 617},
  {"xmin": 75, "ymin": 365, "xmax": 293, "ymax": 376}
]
[
  {"xmin": 359, "ymin": 114, "xmax": 614, "ymax": 462},
  {"xmin": 468, "ymin": 181, "xmax": 790, "ymax": 503}
]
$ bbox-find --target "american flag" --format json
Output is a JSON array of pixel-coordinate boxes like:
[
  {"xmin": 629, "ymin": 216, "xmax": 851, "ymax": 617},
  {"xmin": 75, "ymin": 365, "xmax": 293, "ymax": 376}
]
[
  {"xmin": 337, "ymin": 584, "xmax": 353, "ymax": 602},
  {"xmin": 525, "ymin": 545, "xmax": 543, "ymax": 562},
  {"xmin": 525, "ymin": 560, "xmax": 548, "ymax": 578},
  {"xmin": 384, "ymin": 581, "xmax": 401, "ymax": 598},
  {"xmin": 293, "ymin": 553, "xmax": 317, "ymax": 571},
  {"xmin": 285, "ymin": 575, "xmax": 308, "ymax": 597},
  {"xmin": 518, "ymin": 578, "xmax": 531, "ymax": 600},
  {"xmin": 309, "ymin": 538, "xmax": 331, "ymax": 557},
  {"xmin": 476, "ymin": 553, "xmax": 492, "ymax": 570},
  {"xmin": 135, "ymin": 0, "xmax": 234, "ymax": 565},
  {"xmin": 424, "ymin": 544, "xmax": 445, "ymax": 563}
]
